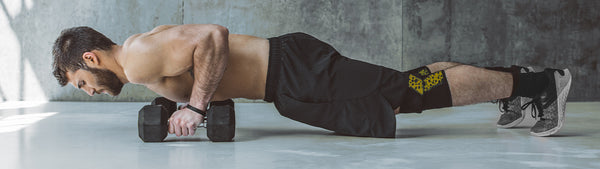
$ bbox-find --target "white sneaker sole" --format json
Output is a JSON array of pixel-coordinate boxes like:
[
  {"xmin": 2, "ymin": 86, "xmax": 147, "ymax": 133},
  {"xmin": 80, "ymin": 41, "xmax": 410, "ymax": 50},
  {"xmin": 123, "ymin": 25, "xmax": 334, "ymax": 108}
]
[{"xmin": 530, "ymin": 69, "xmax": 571, "ymax": 137}]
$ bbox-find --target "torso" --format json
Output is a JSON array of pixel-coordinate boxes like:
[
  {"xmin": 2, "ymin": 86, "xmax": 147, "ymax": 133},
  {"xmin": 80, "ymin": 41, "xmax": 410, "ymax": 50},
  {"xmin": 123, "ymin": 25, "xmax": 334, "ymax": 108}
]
[{"xmin": 213, "ymin": 34, "xmax": 270, "ymax": 101}]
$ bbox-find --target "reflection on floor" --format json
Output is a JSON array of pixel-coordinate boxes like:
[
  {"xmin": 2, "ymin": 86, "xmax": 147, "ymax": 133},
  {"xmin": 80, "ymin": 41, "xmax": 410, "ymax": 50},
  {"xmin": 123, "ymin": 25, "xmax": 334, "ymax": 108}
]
[{"xmin": 1, "ymin": 102, "xmax": 598, "ymax": 169}]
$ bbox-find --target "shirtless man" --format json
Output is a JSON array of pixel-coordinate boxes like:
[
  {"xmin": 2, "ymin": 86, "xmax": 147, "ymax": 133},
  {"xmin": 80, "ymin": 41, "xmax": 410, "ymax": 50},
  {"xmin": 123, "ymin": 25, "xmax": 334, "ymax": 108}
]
[{"xmin": 52, "ymin": 24, "xmax": 572, "ymax": 138}]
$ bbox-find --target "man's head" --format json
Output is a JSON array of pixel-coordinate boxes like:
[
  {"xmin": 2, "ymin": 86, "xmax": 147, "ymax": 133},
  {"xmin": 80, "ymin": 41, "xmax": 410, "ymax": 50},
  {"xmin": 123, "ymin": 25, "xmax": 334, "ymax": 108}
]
[{"xmin": 52, "ymin": 26, "xmax": 124, "ymax": 96}]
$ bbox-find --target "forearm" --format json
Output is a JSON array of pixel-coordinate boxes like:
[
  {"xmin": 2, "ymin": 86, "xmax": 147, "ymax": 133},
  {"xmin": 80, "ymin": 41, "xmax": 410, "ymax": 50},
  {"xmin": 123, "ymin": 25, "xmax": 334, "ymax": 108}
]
[{"xmin": 189, "ymin": 26, "xmax": 229, "ymax": 111}]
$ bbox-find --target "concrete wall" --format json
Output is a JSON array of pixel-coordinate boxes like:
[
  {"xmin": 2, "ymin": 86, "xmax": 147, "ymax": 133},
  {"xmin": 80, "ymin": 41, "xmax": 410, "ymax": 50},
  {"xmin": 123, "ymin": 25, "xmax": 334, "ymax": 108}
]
[
  {"xmin": 0, "ymin": 0, "xmax": 183, "ymax": 102},
  {"xmin": 0, "ymin": 0, "xmax": 597, "ymax": 102},
  {"xmin": 403, "ymin": 0, "xmax": 600, "ymax": 101}
]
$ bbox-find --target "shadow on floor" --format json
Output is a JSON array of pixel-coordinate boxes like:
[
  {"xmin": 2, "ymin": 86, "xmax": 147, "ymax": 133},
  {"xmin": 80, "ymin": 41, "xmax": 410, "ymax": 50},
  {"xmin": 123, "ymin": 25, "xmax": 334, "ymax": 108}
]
[
  {"xmin": 395, "ymin": 127, "xmax": 593, "ymax": 138},
  {"xmin": 234, "ymin": 128, "xmax": 335, "ymax": 142},
  {"xmin": 162, "ymin": 125, "xmax": 594, "ymax": 142}
]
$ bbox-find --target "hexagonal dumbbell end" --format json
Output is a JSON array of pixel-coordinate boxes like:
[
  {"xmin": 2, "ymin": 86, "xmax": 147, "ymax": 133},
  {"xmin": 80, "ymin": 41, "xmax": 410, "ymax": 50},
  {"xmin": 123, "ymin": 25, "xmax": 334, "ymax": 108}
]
[
  {"xmin": 207, "ymin": 99, "xmax": 235, "ymax": 142},
  {"xmin": 138, "ymin": 97, "xmax": 177, "ymax": 142},
  {"xmin": 138, "ymin": 105, "xmax": 170, "ymax": 142}
]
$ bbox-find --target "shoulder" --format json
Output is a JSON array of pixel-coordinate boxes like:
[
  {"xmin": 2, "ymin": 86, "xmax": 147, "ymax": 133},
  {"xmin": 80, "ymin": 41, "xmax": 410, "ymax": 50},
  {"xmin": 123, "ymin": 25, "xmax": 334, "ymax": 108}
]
[
  {"xmin": 120, "ymin": 32, "xmax": 169, "ymax": 84},
  {"xmin": 123, "ymin": 25, "xmax": 176, "ymax": 49},
  {"xmin": 120, "ymin": 25, "xmax": 193, "ymax": 84}
]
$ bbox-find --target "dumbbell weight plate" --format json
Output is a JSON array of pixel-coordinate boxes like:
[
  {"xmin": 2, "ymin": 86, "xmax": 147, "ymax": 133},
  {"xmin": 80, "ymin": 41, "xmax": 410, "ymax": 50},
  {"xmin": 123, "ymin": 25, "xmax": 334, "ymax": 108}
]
[
  {"xmin": 138, "ymin": 105, "xmax": 170, "ymax": 142},
  {"xmin": 138, "ymin": 97, "xmax": 177, "ymax": 142},
  {"xmin": 207, "ymin": 99, "xmax": 235, "ymax": 142}
]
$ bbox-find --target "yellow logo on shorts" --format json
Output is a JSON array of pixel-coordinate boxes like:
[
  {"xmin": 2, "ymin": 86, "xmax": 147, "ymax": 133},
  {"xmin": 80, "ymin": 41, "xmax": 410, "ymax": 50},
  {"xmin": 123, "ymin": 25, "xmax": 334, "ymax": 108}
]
[
  {"xmin": 409, "ymin": 71, "xmax": 444, "ymax": 95},
  {"xmin": 418, "ymin": 69, "xmax": 430, "ymax": 76}
]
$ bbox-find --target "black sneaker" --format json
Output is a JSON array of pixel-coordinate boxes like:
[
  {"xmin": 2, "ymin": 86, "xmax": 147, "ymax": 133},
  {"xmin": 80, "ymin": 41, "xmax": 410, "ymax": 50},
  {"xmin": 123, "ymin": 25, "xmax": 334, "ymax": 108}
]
[
  {"xmin": 496, "ymin": 67, "xmax": 534, "ymax": 128},
  {"xmin": 529, "ymin": 69, "xmax": 572, "ymax": 137}
]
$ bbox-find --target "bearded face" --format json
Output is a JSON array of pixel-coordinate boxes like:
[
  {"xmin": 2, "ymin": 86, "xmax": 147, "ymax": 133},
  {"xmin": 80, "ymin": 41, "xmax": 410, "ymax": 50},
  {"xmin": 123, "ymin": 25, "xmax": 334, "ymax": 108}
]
[{"xmin": 87, "ymin": 67, "xmax": 124, "ymax": 96}]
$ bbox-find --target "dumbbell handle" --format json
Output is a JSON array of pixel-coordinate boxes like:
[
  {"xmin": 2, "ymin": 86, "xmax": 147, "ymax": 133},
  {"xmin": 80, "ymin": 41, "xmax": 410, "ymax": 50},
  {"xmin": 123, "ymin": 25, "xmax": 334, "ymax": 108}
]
[{"xmin": 198, "ymin": 118, "xmax": 208, "ymax": 128}]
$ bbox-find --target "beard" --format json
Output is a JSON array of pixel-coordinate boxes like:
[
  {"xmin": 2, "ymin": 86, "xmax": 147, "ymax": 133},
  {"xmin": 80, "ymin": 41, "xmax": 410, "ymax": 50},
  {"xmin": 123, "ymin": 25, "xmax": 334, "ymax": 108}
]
[{"xmin": 88, "ymin": 68, "xmax": 124, "ymax": 96}]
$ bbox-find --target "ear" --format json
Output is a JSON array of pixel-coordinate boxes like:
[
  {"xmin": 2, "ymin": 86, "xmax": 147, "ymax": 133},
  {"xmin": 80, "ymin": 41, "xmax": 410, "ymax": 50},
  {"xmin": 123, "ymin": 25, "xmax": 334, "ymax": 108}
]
[{"xmin": 82, "ymin": 52, "xmax": 99, "ymax": 67}]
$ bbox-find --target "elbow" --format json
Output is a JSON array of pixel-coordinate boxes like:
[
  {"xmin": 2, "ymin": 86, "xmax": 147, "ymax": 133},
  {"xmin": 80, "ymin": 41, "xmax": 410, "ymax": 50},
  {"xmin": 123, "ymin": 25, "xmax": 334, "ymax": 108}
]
[
  {"xmin": 201, "ymin": 24, "xmax": 229, "ymax": 64},
  {"xmin": 209, "ymin": 24, "xmax": 229, "ymax": 40}
]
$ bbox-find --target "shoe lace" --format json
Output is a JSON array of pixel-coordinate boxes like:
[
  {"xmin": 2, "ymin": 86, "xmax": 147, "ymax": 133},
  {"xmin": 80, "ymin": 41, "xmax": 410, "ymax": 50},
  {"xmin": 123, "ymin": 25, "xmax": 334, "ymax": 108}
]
[
  {"xmin": 521, "ymin": 98, "xmax": 544, "ymax": 120},
  {"xmin": 493, "ymin": 99, "xmax": 511, "ymax": 115}
]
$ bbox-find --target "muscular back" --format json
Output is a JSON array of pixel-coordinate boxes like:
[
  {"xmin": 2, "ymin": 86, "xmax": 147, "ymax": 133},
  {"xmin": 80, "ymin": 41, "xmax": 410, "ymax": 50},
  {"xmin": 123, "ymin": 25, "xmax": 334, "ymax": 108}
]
[{"xmin": 120, "ymin": 25, "xmax": 269, "ymax": 103}]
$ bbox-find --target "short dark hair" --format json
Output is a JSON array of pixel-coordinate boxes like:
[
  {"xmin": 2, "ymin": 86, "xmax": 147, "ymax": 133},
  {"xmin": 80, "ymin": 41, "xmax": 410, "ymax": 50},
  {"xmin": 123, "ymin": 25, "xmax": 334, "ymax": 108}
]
[{"xmin": 52, "ymin": 26, "xmax": 116, "ymax": 86}]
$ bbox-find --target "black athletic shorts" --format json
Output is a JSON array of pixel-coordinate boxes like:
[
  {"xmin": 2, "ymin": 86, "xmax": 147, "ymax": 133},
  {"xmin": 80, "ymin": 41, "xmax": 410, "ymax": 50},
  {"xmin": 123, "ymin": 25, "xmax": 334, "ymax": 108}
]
[{"xmin": 264, "ymin": 32, "xmax": 426, "ymax": 138}]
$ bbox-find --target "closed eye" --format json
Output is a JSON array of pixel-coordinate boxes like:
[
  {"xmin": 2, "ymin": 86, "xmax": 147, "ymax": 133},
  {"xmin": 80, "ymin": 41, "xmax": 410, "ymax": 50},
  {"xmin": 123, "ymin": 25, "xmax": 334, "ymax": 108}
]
[{"xmin": 78, "ymin": 80, "xmax": 86, "ymax": 89}]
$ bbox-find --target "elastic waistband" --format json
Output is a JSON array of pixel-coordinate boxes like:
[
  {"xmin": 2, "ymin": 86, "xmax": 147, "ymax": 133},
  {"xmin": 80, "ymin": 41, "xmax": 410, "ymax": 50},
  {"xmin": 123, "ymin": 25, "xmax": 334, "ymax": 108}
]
[{"xmin": 264, "ymin": 36, "xmax": 283, "ymax": 102}]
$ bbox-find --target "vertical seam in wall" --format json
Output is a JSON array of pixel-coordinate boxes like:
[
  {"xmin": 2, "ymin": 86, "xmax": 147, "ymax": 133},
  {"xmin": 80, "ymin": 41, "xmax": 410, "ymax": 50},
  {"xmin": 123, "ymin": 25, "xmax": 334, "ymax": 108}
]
[
  {"xmin": 401, "ymin": 0, "xmax": 404, "ymax": 70},
  {"xmin": 227, "ymin": 1, "xmax": 232, "ymax": 27},
  {"xmin": 181, "ymin": 0, "xmax": 185, "ymax": 24},
  {"xmin": 447, "ymin": 0, "xmax": 453, "ymax": 61}
]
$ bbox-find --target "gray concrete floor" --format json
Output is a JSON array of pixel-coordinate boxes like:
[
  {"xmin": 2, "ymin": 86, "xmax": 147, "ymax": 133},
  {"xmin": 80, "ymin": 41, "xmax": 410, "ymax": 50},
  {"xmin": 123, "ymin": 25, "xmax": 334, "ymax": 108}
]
[{"xmin": 0, "ymin": 101, "xmax": 598, "ymax": 169}]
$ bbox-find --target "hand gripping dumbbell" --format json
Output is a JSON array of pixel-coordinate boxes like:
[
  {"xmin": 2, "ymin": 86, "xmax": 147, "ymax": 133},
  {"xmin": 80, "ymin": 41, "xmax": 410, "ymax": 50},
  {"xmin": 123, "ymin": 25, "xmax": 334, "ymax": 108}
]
[{"xmin": 138, "ymin": 97, "xmax": 236, "ymax": 142}]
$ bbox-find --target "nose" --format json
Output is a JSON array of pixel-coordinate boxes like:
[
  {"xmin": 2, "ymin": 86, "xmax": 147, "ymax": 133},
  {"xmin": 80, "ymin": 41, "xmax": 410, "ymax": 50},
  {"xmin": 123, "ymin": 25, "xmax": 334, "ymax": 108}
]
[{"xmin": 84, "ymin": 87, "xmax": 94, "ymax": 96}]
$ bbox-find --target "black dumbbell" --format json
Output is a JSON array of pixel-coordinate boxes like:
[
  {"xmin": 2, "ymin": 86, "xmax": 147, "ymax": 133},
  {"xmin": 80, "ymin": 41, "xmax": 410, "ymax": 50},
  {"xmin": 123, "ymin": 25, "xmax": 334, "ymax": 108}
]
[
  {"xmin": 138, "ymin": 97, "xmax": 177, "ymax": 142},
  {"xmin": 206, "ymin": 99, "xmax": 236, "ymax": 142},
  {"xmin": 138, "ymin": 97, "xmax": 236, "ymax": 142}
]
